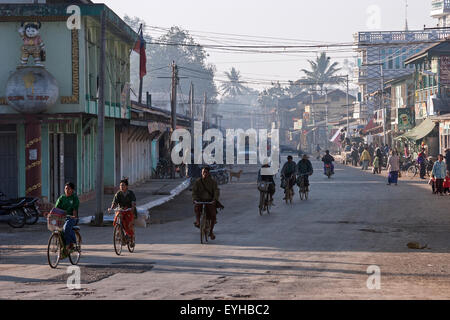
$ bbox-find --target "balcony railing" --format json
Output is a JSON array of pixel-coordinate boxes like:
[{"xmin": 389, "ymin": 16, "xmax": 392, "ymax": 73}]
[
  {"xmin": 415, "ymin": 86, "xmax": 439, "ymax": 103},
  {"xmin": 354, "ymin": 29, "xmax": 450, "ymax": 45}
]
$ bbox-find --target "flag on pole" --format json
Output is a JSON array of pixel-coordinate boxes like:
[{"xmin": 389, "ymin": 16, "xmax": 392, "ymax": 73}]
[{"xmin": 133, "ymin": 25, "xmax": 147, "ymax": 79}]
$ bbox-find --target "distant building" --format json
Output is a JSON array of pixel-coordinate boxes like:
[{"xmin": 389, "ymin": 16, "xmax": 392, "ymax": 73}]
[{"xmin": 353, "ymin": 0, "xmax": 450, "ymax": 122}]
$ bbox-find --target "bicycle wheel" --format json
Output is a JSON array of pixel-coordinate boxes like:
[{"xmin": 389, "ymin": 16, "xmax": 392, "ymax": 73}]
[
  {"xmin": 127, "ymin": 236, "xmax": 135, "ymax": 253},
  {"xmin": 69, "ymin": 231, "xmax": 82, "ymax": 265},
  {"xmin": 200, "ymin": 213, "xmax": 209, "ymax": 244},
  {"xmin": 266, "ymin": 193, "xmax": 271, "ymax": 215},
  {"xmin": 47, "ymin": 233, "xmax": 61, "ymax": 269},
  {"xmin": 407, "ymin": 166, "xmax": 417, "ymax": 178},
  {"xmin": 8, "ymin": 208, "xmax": 26, "ymax": 228},
  {"xmin": 24, "ymin": 207, "xmax": 39, "ymax": 225},
  {"xmin": 259, "ymin": 192, "xmax": 264, "ymax": 216},
  {"xmin": 113, "ymin": 225, "xmax": 123, "ymax": 256}
]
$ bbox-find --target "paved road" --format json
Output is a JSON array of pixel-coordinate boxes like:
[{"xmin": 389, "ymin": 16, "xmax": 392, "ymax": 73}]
[{"xmin": 1, "ymin": 159, "xmax": 450, "ymax": 299}]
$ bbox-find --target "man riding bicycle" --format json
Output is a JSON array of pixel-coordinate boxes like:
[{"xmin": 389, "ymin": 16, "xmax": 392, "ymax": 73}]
[
  {"xmin": 55, "ymin": 182, "xmax": 79, "ymax": 253},
  {"xmin": 109, "ymin": 179, "xmax": 137, "ymax": 244},
  {"xmin": 281, "ymin": 155, "xmax": 297, "ymax": 200},
  {"xmin": 192, "ymin": 166, "xmax": 222, "ymax": 240},
  {"xmin": 297, "ymin": 154, "xmax": 313, "ymax": 191},
  {"xmin": 257, "ymin": 161, "xmax": 276, "ymax": 204},
  {"xmin": 321, "ymin": 150, "xmax": 335, "ymax": 175}
]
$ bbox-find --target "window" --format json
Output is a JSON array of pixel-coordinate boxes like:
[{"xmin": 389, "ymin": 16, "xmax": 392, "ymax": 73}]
[{"xmin": 388, "ymin": 48, "xmax": 394, "ymax": 69}]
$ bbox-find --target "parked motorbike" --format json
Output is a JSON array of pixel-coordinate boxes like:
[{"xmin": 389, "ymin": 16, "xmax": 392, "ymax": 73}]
[
  {"xmin": 0, "ymin": 192, "xmax": 40, "ymax": 225},
  {"xmin": 0, "ymin": 197, "xmax": 27, "ymax": 228}
]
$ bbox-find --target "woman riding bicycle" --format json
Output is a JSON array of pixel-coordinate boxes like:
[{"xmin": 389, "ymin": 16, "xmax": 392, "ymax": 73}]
[
  {"xmin": 257, "ymin": 162, "xmax": 276, "ymax": 204},
  {"xmin": 109, "ymin": 179, "xmax": 137, "ymax": 243},
  {"xmin": 281, "ymin": 156, "xmax": 297, "ymax": 200},
  {"xmin": 54, "ymin": 182, "xmax": 79, "ymax": 253}
]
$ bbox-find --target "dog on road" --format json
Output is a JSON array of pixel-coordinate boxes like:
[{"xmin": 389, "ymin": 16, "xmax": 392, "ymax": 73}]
[{"xmin": 229, "ymin": 170, "xmax": 243, "ymax": 182}]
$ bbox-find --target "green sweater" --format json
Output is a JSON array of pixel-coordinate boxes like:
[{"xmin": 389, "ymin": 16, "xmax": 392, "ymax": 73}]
[{"xmin": 55, "ymin": 194, "xmax": 80, "ymax": 217}]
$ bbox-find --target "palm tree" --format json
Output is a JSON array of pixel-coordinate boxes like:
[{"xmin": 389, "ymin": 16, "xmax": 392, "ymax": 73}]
[
  {"xmin": 221, "ymin": 67, "xmax": 248, "ymax": 97},
  {"xmin": 300, "ymin": 52, "xmax": 342, "ymax": 93}
]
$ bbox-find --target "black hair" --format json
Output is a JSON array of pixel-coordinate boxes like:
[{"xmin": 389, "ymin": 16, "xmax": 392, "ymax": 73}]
[
  {"xmin": 202, "ymin": 166, "xmax": 211, "ymax": 172},
  {"xmin": 287, "ymin": 156, "xmax": 293, "ymax": 160},
  {"xmin": 65, "ymin": 182, "xmax": 75, "ymax": 190},
  {"xmin": 120, "ymin": 179, "xmax": 129, "ymax": 186}
]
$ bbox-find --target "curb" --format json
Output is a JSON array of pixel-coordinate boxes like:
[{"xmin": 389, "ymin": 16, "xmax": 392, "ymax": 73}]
[{"xmin": 78, "ymin": 178, "xmax": 191, "ymax": 226}]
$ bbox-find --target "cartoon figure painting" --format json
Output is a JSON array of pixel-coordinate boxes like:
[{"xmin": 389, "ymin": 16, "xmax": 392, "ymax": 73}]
[{"xmin": 18, "ymin": 21, "xmax": 46, "ymax": 67}]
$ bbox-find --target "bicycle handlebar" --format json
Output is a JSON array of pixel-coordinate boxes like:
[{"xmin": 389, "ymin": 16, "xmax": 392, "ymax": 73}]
[{"xmin": 194, "ymin": 201, "xmax": 215, "ymax": 205}]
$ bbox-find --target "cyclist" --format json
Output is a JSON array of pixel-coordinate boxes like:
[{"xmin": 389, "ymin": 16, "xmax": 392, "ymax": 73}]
[
  {"xmin": 192, "ymin": 166, "xmax": 221, "ymax": 240},
  {"xmin": 281, "ymin": 155, "xmax": 297, "ymax": 200},
  {"xmin": 297, "ymin": 154, "xmax": 314, "ymax": 191},
  {"xmin": 321, "ymin": 150, "xmax": 335, "ymax": 176},
  {"xmin": 109, "ymin": 179, "xmax": 137, "ymax": 243},
  {"xmin": 257, "ymin": 161, "xmax": 276, "ymax": 204},
  {"xmin": 55, "ymin": 182, "xmax": 79, "ymax": 253}
]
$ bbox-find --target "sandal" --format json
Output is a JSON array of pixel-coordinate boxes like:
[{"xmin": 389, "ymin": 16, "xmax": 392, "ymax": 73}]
[
  {"xmin": 209, "ymin": 232, "xmax": 216, "ymax": 240},
  {"xmin": 194, "ymin": 222, "xmax": 200, "ymax": 229}
]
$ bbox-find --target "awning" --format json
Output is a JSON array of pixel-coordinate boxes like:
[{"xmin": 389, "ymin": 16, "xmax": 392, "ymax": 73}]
[{"xmin": 395, "ymin": 118, "xmax": 436, "ymax": 141}]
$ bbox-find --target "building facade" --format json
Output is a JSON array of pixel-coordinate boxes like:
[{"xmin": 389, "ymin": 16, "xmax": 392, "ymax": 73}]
[{"xmin": 0, "ymin": 2, "xmax": 138, "ymax": 202}]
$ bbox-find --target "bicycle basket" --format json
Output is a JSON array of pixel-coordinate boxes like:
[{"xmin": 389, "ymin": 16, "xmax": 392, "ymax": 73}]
[
  {"xmin": 258, "ymin": 182, "xmax": 269, "ymax": 192},
  {"xmin": 47, "ymin": 209, "xmax": 66, "ymax": 232}
]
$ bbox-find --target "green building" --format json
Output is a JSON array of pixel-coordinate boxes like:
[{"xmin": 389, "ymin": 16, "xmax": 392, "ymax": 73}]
[{"xmin": 0, "ymin": 1, "xmax": 142, "ymax": 203}]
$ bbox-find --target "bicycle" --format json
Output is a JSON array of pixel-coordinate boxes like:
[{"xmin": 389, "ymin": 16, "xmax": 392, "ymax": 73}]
[
  {"xmin": 46, "ymin": 211, "xmax": 81, "ymax": 269},
  {"xmin": 298, "ymin": 174, "xmax": 310, "ymax": 201},
  {"xmin": 109, "ymin": 208, "xmax": 135, "ymax": 256},
  {"xmin": 194, "ymin": 201, "xmax": 215, "ymax": 244},
  {"xmin": 258, "ymin": 182, "xmax": 272, "ymax": 216},
  {"xmin": 283, "ymin": 175, "xmax": 295, "ymax": 204}
]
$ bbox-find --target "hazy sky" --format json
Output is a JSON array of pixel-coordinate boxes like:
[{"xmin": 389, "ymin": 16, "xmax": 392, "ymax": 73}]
[{"xmin": 103, "ymin": 0, "xmax": 436, "ymax": 90}]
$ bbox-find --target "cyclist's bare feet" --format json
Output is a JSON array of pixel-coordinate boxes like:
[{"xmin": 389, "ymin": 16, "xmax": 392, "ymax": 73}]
[
  {"xmin": 194, "ymin": 221, "xmax": 200, "ymax": 229},
  {"xmin": 209, "ymin": 232, "xmax": 216, "ymax": 240}
]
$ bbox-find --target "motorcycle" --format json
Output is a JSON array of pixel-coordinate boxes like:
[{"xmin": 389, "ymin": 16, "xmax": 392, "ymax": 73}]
[
  {"xmin": 0, "ymin": 197, "xmax": 27, "ymax": 228},
  {"xmin": 0, "ymin": 192, "xmax": 40, "ymax": 225}
]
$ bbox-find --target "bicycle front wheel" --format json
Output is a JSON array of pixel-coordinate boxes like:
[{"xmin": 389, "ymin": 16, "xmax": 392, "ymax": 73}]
[
  {"xmin": 47, "ymin": 233, "xmax": 61, "ymax": 269},
  {"xmin": 69, "ymin": 231, "xmax": 82, "ymax": 265},
  {"xmin": 259, "ymin": 192, "xmax": 264, "ymax": 216},
  {"xmin": 113, "ymin": 225, "xmax": 123, "ymax": 256}
]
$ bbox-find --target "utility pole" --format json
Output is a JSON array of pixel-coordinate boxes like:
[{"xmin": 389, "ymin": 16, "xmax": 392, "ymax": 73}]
[
  {"xmin": 189, "ymin": 82, "xmax": 194, "ymax": 137},
  {"xmin": 203, "ymin": 92, "xmax": 207, "ymax": 130},
  {"xmin": 325, "ymin": 88, "xmax": 329, "ymax": 150},
  {"xmin": 95, "ymin": 9, "xmax": 106, "ymax": 226},
  {"xmin": 170, "ymin": 61, "xmax": 178, "ymax": 179},
  {"xmin": 346, "ymin": 75, "xmax": 350, "ymax": 138},
  {"xmin": 381, "ymin": 63, "xmax": 386, "ymax": 146},
  {"xmin": 138, "ymin": 23, "xmax": 144, "ymax": 104}
]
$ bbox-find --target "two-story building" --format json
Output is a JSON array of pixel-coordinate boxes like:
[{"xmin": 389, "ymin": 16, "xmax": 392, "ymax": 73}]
[{"xmin": 0, "ymin": 1, "xmax": 141, "ymax": 202}]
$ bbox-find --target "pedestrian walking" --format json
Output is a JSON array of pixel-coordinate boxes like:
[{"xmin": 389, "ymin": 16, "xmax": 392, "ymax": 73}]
[
  {"xmin": 432, "ymin": 154, "xmax": 447, "ymax": 196},
  {"xmin": 387, "ymin": 150, "xmax": 400, "ymax": 186},
  {"xmin": 373, "ymin": 154, "xmax": 381, "ymax": 174},
  {"xmin": 360, "ymin": 147, "xmax": 371, "ymax": 171}
]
